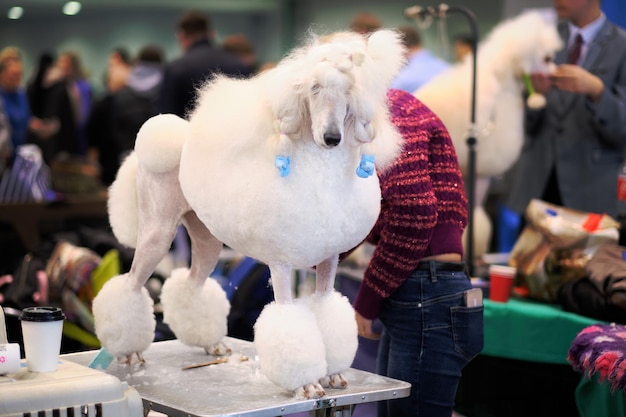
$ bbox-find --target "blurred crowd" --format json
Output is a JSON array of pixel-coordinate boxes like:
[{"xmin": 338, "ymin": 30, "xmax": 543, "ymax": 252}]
[
  {"xmin": 0, "ymin": 10, "xmax": 280, "ymax": 188},
  {"xmin": 0, "ymin": 9, "xmax": 466, "ymax": 189}
]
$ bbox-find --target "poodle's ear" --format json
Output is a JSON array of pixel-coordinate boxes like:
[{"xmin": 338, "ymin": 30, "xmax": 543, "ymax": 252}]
[
  {"xmin": 265, "ymin": 63, "xmax": 307, "ymax": 137},
  {"xmin": 362, "ymin": 30, "xmax": 406, "ymax": 98},
  {"xmin": 370, "ymin": 109, "xmax": 404, "ymax": 171}
]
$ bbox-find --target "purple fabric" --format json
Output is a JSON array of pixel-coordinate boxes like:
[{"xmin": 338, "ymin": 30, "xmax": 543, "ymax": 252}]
[{"xmin": 568, "ymin": 323, "xmax": 626, "ymax": 392}]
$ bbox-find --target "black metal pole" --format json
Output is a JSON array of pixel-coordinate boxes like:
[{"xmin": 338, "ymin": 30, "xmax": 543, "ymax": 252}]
[{"xmin": 405, "ymin": 4, "xmax": 479, "ymax": 276}]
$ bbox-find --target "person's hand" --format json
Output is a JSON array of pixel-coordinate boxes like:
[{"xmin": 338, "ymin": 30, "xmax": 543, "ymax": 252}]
[
  {"xmin": 550, "ymin": 64, "xmax": 604, "ymax": 102},
  {"xmin": 529, "ymin": 72, "xmax": 552, "ymax": 95},
  {"xmin": 355, "ymin": 311, "xmax": 381, "ymax": 340}
]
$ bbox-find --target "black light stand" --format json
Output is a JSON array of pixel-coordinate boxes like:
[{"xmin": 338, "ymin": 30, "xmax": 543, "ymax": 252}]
[{"xmin": 405, "ymin": 4, "xmax": 479, "ymax": 276}]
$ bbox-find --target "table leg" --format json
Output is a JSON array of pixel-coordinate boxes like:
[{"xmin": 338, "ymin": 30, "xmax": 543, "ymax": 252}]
[{"xmin": 310, "ymin": 404, "xmax": 351, "ymax": 416}]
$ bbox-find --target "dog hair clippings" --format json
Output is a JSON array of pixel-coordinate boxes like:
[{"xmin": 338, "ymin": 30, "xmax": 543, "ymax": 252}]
[{"xmin": 523, "ymin": 73, "xmax": 547, "ymax": 109}]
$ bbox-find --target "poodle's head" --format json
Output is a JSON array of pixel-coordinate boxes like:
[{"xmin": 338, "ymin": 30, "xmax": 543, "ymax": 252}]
[
  {"xmin": 480, "ymin": 10, "xmax": 563, "ymax": 80},
  {"xmin": 268, "ymin": 29, "xmax": 405, "ymax": 151}
]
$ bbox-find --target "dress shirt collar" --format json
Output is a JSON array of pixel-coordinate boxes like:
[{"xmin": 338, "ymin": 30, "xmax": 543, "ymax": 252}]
[{"xmin": 568, "ymin": 13, "xmax": 606, "ymax": 47}]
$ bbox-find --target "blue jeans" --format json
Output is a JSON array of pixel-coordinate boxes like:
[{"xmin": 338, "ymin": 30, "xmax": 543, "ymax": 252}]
[{"xmin": 377, "ymin": 261, "xmax": 484, "ymax": 417}]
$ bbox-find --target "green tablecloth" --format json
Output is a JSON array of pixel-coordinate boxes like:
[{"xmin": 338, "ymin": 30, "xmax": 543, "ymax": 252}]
[
  {"xmin": 481, "ymin": 297, "xmax": 626, "ymax": 416},
  {"xmin": 482, "ymin": 298, "xmax": 600, "ymax": 364}
]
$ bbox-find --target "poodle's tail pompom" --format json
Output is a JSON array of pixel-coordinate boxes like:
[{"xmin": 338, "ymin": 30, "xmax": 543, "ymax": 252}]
[
  {"xmin": 135, "ymin": 114, "xmax": 189, "ymax": 173},
  {"xmin": 363, "ymin": 30, "xmax": 406, "ymax": 97},
  {"xmin": 108, "ymin": 152, "xmax": 139, "ymax": 248}
]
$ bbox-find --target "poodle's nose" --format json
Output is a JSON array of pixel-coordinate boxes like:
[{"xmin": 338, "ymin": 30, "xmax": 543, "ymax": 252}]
[{"xmin": 323, "ymin": 133, "xmax": 341, "ymax": 147}]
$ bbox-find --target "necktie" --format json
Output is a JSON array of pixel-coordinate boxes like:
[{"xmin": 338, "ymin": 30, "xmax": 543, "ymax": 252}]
[{"xmin": 568, "ymin": 33, "xmax": 583, "ymax": 65}]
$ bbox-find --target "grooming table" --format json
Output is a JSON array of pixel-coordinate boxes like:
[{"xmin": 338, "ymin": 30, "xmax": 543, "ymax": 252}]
[{"xmin": 62, "ymin": 337, "xmax": 411, "ymax": 417}]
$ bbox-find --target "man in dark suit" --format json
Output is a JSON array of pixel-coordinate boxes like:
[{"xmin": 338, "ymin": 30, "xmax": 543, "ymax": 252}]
[
  {"xmin": 508, "ymin": 0, "xmax": 626, "ymax": 218},
  {"xmin": 158, "ymin": 10, "xmax": 251, "ymax": 118}
]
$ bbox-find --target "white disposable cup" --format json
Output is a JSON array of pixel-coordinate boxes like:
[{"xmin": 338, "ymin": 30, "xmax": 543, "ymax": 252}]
[{"xmin": 20, "ymin": 306, "xmax": 65, "ymax": 372}]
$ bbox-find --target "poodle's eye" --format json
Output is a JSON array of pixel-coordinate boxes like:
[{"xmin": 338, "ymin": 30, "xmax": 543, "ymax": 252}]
[
  {"xmin": 544, "ymin": 56, "xmax": 553, "ymax": 64},
  {"xmin": 311, "ymin": 84, "xmax": 322, "ymax": 95}
]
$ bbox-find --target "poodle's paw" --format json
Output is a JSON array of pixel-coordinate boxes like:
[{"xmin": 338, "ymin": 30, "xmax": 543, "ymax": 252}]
[
  {"xmin": 161, "ymin": 268, "xmax": 230, "ymax": 350},
  {"xmin": 204, "ymin": 341, "xmax": 232, "ymax": 356},
  {"xmin": 294, "ymin": 383, "xmax": 326, "ymax": 399},
  {"xmin": 254, "ymin": 303, "xmax": 327, "ymax": 393},
  {"xmin": 93, "ymin": 274, "xmax": 156, "ymax": 359},
  {"xmin": 320, "ymin": 373, "xmax": 348, "ymax": 389},
  {"xmin": 117, "ymin": 352, "xmax": 146, "ymax": 366}
]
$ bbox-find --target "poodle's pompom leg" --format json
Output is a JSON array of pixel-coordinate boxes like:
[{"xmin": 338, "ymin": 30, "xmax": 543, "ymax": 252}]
[
  {"xmin": 160, "ymin": 211, "xmax": 231, "ymax": 355},
  {"xmin": 160, "ymin": 268, "xmax": 230, "ymax": 354},
  {"xmin": 302, "ymin": 291, "xmax": 359, "ymax": 389},
  {"xmin": 129, "ymin": 161, "xmax": 186, "ymax": 293},
  {"xmin": 93, "ymin": 274, "xmax": 156, "ymax": 360},
  {"xmin": 95, "ymin": 164, "xmax": 183, "ymax": 360},
  {"xmin": 254, "ymin": 302, "xmax": 327, "ymax": 398},
  {"xmin": 311, "ymin": 256, "xmax": 358, "ymax": 387}
]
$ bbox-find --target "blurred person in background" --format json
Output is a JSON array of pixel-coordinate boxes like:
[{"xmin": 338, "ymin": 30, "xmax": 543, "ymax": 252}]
[
  {"xmin": 26, "ymin": 52, "xmax": 56, "ymax": 119},
  {"xmin": 390, "ymin": 25, "xmax": 450, "ymax": 93},
  {"xmin": 158, "ymin": 10, "xmax": 251, "ymax": 117},
  {"xmin": 0, "ymin": 54, "xmax": 30, "ymax": 159},
  {"xmin": 0, "ymin": 91, "xmax": 10, "ymax": 175},
  {"xmin": 222, "ymin": 34, "xmax": 258, "ymax": 74},
  {"xmin": 349, "ymin": 11, "xmax": 383, "ymax": 35},
  {"xmin": 0, "ymin": 48, "xmax": 58, "ymax": 167},
  {"xmin": 34, "ymin": 51, "xmax": 93, "ymax": 164},
  {"xmin": 452, "ymin": 33, "xmax": 474, "ymax": 62},
  {"xmin": 105, "ymin": 47, "xmax": 131, "ymax": 92},
  {"xmin": 89, "ymin": 44, "xmax": 164, "ymax": 185},
  {"xmin": 508, "ymin": 0, "xmax": 626, "ymax": 220}
]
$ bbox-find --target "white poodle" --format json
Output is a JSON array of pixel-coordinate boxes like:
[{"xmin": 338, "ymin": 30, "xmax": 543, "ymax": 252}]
[
  {"xmin": 415, "ymin": 10, "xmax": 562, "ymax": 259},
  {"xmin": 92, "ymin": 30, "xmax": 405, "ymax": 399}
]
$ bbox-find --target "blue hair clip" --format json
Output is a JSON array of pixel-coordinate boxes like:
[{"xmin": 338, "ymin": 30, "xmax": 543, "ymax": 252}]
[
  {"xmin": 356, "ymin": 154, "xmax": 375, "ymax": 178},
  {"xmin": 274, "ymin": 155, "xmax": 291, "ymax": 177}
]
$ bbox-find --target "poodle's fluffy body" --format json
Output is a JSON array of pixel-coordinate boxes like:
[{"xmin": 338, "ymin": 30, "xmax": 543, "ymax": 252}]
[
  {"xmin": 183, "ymin": 77, "xmax": 378, "ymax": 267},
  {"xmin": 415, "ymin": 10, "xmax": 562, "ymax": 257},
  {"xmin": 94, "ymin": 30, "xmax": 405, "ymax": 398}
]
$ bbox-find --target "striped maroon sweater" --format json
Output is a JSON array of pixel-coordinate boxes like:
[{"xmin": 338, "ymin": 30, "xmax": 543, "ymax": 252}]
[{"xmin": 354, "ymin": 89, "xmax": 468, "ymax": 320}]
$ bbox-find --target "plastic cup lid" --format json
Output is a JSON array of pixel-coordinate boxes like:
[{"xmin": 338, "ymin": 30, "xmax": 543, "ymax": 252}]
[{"xmin": 19, "ymin": 306, "xmax": 66, "ymax": 322}]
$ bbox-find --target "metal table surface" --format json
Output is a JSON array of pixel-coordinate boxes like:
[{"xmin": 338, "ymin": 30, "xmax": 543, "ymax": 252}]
[{"xmin": 62, "ymin": 338, "xmax": 410, "ymax": 417}]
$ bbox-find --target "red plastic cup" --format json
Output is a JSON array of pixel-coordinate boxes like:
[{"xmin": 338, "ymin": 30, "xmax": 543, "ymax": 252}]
[{"xmin": 489, "ymin": 265, "xmax": 517, "ymax": 302}]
